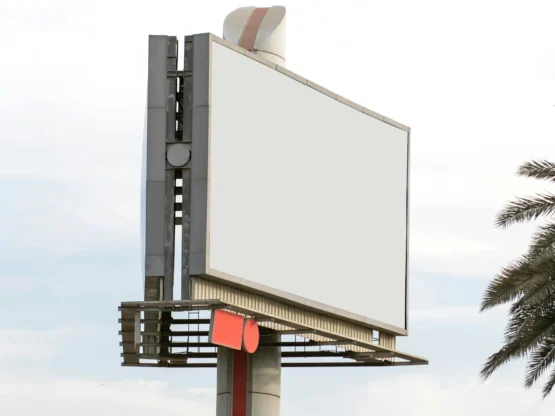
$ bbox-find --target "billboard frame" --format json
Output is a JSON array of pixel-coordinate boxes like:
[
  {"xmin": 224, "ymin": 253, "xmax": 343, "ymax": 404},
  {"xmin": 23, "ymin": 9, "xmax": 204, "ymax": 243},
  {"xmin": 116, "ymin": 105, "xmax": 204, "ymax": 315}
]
[{"xmin": 186, "ymin": 33, "xmax": 410, "ymax": 337}]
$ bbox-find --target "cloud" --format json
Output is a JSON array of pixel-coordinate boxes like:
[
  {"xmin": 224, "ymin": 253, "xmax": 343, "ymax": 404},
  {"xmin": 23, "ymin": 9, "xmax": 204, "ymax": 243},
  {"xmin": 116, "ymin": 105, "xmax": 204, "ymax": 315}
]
[
  {"xmin": 412, "ymin": 306, "xmax": 481, "ymax": 321},
  {"xmin": 2, "ymin": 372, "xmax": 554, "ymax": 416},
  {"xmin": 0, "ymin": 326, "xmax": 75, "ymax": 360},
  {"xmin": 284, "ymin": 373, "xmax": 555, "ymax": 416},
  {"xmin": 0, "ymin": 376, "xmax": 214, "ymax": 416},
  {"xmin": 0, "ymin": 176, "xmax": 140, "ymax": 255},
  {"xmin": 412, "ymin": 234, "xmax": 498, "ymax": 257},
  {"xmin": 353, "ymin": 374, "xmax": 554, "ymax": 416}
]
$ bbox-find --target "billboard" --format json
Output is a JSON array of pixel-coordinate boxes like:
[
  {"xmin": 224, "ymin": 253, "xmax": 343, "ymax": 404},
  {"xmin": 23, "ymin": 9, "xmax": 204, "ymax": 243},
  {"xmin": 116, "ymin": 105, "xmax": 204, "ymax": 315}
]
[{"xmin": 188, "ymin": 36, "xmax": 409, "ymax": 334}]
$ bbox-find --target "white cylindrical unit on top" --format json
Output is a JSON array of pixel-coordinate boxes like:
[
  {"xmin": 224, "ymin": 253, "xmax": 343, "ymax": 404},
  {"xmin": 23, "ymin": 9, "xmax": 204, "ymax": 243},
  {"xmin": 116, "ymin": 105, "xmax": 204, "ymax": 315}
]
[{"xmin": 223, "ymin": 6, "xmax": 286, "ymax": 66}]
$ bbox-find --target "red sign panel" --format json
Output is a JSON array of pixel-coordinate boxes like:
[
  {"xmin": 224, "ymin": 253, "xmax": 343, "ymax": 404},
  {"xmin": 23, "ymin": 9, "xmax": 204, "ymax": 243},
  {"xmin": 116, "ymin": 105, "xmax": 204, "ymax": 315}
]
[
  {"xmin": 209, "ymin": 310, "xmax": 260, "ymax": 353},
  {"xmin": 242, "ymin": 319, "xmax": 260, "ymax": 354}
]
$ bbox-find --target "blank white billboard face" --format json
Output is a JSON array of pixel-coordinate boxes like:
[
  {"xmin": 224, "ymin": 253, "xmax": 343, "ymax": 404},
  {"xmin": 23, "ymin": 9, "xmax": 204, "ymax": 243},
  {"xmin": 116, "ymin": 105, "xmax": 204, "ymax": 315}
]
[{"xmin": 192, "ymin": 39, "xmax": 409, "ymax": 332}]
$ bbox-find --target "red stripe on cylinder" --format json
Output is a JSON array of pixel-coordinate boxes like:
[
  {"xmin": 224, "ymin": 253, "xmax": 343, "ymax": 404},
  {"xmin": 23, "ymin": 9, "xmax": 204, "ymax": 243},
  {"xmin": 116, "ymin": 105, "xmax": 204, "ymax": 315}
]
[
  {"xmin": 238, "ymin": 7, "xmax": 269, "ymax": 51},
  {"xmin": 232, "ymin": 350, "xmax": 248, "ymax": 416}
]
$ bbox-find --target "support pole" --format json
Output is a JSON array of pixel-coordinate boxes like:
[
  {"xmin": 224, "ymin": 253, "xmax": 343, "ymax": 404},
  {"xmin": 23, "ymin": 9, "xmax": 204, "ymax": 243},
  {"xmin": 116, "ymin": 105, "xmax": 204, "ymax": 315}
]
[
  {"xmin": 216, "ymin": 329, "xmax": 281, "ymax": 416},
  {"xmin": 248, "ymin": 330, "xmax": 281, "ymax": 416},
  {"xmin": 216, "ymin": 347, "xmax": 234, "ymax": 415}
]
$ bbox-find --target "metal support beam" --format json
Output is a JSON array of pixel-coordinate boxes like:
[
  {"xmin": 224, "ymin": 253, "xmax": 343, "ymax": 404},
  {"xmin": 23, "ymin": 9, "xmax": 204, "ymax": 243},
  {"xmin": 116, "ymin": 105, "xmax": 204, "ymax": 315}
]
[
  {"xmin": 181, "ymin": 36, "xmax": 194, "ymax": 300},
  {"xmin": 159, "ymin": 311, "xmax": 172, "ymax": 365},
  {"xmin": 163, "ymin": 36, "xmax": 178, "ymax": 301},
  {"xmin": 134, "ymin": 310, "xmax": 141, "ymax": 353},
  {"xmin": 143, "ymin": 35, "xmax": 178, "ymax": 303}
]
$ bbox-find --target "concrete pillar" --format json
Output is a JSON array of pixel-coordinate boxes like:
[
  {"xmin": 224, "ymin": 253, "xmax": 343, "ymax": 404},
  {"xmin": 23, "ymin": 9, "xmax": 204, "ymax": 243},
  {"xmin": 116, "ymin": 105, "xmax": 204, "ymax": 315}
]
[
  {"xmin": 216, "ymin": 329, "xmax": 281, "ymax": 416},
  {"xmin": 216, "ymin": 347, "xmax": 234, "ymax": 415},
  {"xmin": 248, "ymin": 330, "xmax": 281, "ymax": 416}
]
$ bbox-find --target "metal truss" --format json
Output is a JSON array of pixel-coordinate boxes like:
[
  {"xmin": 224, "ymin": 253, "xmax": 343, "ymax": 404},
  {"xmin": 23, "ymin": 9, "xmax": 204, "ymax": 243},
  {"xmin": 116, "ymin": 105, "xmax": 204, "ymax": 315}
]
[{"xmin": 119, "ymin": 300, "xmax": 428, "ymax": 368}]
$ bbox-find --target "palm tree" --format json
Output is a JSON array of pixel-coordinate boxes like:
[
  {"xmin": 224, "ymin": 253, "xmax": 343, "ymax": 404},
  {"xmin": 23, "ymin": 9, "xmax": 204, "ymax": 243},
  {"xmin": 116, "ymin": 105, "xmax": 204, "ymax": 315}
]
[{"xmin": 481, "ymin": 160, "xmax": 555, "ymax": 397}]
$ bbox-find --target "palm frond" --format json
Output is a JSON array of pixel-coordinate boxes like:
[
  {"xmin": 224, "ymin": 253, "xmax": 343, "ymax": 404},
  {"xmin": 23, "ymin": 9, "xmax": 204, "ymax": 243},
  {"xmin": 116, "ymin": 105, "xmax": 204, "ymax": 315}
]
[
  {"xmin": 481, "ymin": 256, "xmax": 541, "ymax": 311},
  {"xmin": 520, "ymin": 279, "xmax": 555, "ymax": 306},
  {"xmin": 482, "ymin": 160, "xmax": 555, "ymax": 397},
  {"xmin": 543, "ymin": 368, "xmax": 555, "ymax": 398},
  {"xmin": 506, "ymin": 301, "xmax": 555, "ymax": 346},
  {"xmin": 525, "ymin": 338, "xmax": 555, "ymax": 388},
  {"xmin": 505, "ymin": 301, "xmax": 541, "ymax": 342},
  {"xmin": 482, "ymin": 302, "xmax": 555, "ymax": 380},
  {"xmin": 529, "ymin": 222, "xmax": 555, "ymax": 265},
  {"xmin": 496, "ymin": 193, "xmax": 555, "ymax": 228},
  {"xmin": 518, "ymin": 160, "xmax": 555, "ymax": 183},
  {"xmin": 481, "ymin": 345, "xmax": 515, "ymax": 380},
  {"xmin": 518, "ymin": 257, "xmax": 555, "ymax": 305}
]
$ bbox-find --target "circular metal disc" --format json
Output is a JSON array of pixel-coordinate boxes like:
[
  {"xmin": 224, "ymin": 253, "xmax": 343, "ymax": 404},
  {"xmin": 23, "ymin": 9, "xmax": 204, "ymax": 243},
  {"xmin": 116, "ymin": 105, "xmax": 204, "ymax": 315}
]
[{"xmin": 166, "ymin": 143, "xmax": 191, "ymax": 167}]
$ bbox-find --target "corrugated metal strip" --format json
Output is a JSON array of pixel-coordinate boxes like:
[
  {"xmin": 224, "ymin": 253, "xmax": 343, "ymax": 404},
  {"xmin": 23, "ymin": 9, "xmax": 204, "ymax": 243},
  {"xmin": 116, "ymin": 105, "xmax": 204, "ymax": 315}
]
[
  {"xmin": 379, "ymin": 332, "xmax": 396, "ymax": 361},
  {"xmin": 379, "ymin": 333, "xmax": 396, "ymax": 349},
  {"xmin": 191, "ymin": 278, "xmax": 385, "ymax": 354}
]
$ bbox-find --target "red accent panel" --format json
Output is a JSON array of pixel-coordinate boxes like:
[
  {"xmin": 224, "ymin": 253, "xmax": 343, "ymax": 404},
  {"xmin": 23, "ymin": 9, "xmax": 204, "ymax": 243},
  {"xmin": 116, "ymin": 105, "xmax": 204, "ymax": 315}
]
[
  {"xmin": 238, "ymin": 7, "xmax": 269, "ymax": 51},
  {"xmin": 209, "ymin": 310, "xmax": 244, "ymax": 350},
  {"xmin": 242, "ymin": 319, "xmax": 260, "ymax": 353},
  {"xmin": 232, "ymin": 350, "xmax": 248, "ymax": 416}
]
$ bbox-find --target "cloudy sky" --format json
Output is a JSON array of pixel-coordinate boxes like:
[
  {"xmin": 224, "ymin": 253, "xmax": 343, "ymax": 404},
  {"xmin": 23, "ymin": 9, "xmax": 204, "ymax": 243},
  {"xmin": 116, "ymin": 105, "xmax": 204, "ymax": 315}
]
[{"xmin": 1, "ymin": 0, "xmax": 555, "ymax": 414}]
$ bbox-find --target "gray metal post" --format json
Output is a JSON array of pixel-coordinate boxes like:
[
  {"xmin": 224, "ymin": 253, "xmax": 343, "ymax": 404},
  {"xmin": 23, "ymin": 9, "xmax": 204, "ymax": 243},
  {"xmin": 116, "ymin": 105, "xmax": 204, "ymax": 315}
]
[
  {"xmin": 181, "ymin": 36, "xmax": 194, "ymax": 300},
  {"xmin": 144, "ymin": 35, "xmax": 177, "ymax": 299},
  {"xmin": 143, "ymin": 35, "xmax": 178, "ymax": 357},
  {"xmin": 163, "ymin": 37, "xmax": 178, "ymax": 302}
]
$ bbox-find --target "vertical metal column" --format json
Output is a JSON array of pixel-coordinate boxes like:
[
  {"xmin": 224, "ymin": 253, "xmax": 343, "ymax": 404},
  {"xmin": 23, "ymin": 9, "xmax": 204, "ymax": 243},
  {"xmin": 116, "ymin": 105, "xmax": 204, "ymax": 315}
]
[
  {"xmin": 160, "ymin": 37, "xmax": 178, "ymax": 363},
  {"xmin": 144, "ymin": 35, "xmax": 178, "ymax": 357},
  {"xmin": 144, "ymin": 35, "xmax": 178, "ymax": 299},
  {"xmin": 181, "ymin": 36, "xmax": 194, "ymax": 300},
  {"xmin": 163, "ymin": 37, "xmax": 178, "ymax": 301}
]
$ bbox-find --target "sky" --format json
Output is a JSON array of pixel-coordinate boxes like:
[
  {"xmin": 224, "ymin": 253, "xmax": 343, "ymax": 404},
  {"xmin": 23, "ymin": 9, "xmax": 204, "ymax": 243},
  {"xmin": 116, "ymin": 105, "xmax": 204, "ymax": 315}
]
[{"xmin": 1, "ymin": 0, "xmax": 555, "ymax": 414}]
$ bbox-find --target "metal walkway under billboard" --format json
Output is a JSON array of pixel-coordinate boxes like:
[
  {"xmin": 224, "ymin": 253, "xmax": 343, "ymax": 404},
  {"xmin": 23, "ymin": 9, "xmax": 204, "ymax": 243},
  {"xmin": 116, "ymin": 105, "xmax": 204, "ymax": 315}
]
[{"xmin": 119, "ymin": 300, "xmax": 427, "ymax": 367}]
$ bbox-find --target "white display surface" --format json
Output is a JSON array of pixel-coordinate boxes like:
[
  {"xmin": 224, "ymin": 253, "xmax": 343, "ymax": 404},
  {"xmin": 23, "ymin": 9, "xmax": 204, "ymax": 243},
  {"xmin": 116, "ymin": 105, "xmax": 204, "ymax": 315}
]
[{"xmin": 206, "ymin": 42, "xmax": 409, "ymax": 331}]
